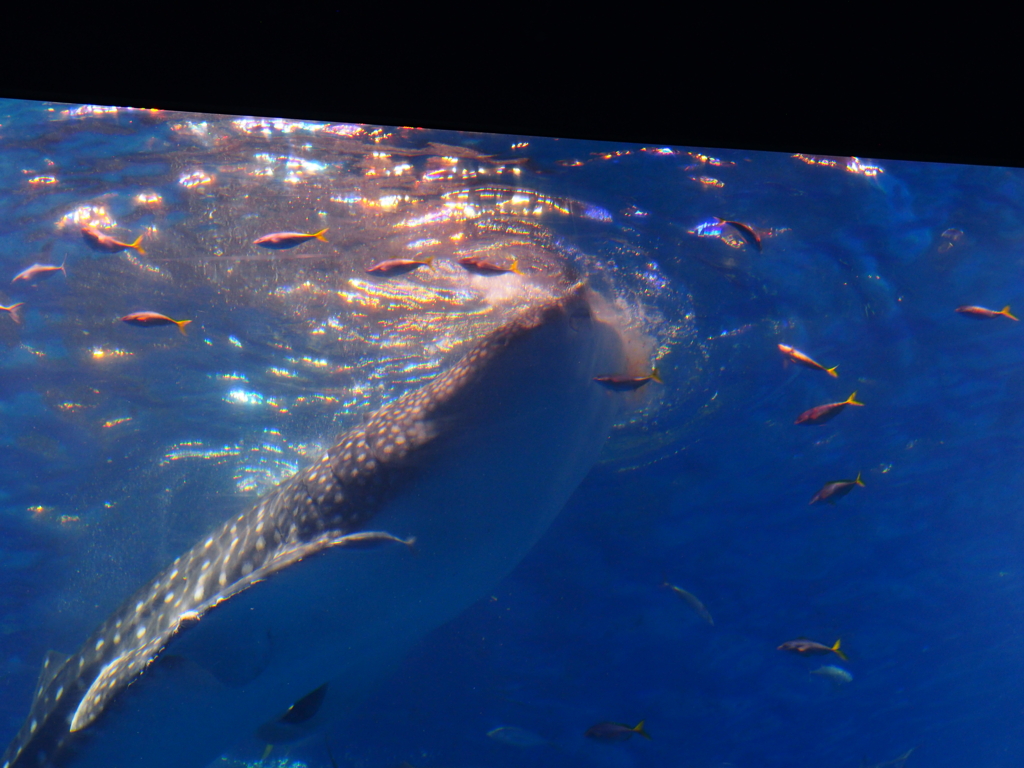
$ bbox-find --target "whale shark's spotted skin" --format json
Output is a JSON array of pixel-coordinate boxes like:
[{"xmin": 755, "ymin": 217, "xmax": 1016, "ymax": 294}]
[{"xmin": 3, "ymin": 286, "xmax": 621, "ymax": 768}]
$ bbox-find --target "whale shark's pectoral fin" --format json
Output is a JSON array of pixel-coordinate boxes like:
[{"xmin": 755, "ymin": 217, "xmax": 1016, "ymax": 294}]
[
  {"xmin": 70, "ymin": 528, "xmax": 415, "ymax": 734},
  {"xmin": 32, "ymin": 651, "xmax": 69, "ymax": 706}
]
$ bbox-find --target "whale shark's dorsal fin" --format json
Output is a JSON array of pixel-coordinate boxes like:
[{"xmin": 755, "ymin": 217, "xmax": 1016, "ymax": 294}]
[{"xmin": 32, "ymin": 651, "xmax": 69, "ymax": 705}]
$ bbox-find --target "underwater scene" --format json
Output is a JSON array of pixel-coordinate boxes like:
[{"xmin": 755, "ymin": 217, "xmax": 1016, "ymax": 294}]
[{"xmin": 0, "ymin": 97, "xmax": 1019, "ymax": 768}]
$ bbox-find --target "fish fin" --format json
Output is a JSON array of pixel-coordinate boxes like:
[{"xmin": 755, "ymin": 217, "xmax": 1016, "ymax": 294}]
[
  {"xmin": 262, "ymin": 744, "xmax": 274, "ymax": 761},
  {"xmin": 403, "ymin": 535, "xmax": 418, "ymax": 554},
  {"xmin": 832, "ymin": 640, "xmax": 849, "ymax": 661},
  {"xmin": 8, "ymin": 302, "xmax": 24, "ymax": 324},
  {"xmin": 313, "ymin": 228, "xmax": 329, "ymax": 242},
  {"xmin": 827, "ymin": 365, "xmax": 839, "ymax": 377},
  {"xmin": 847, "ymin": 391, "xmax": 864, "ymax": 406},
  {"xmin": 855, "ymin": 471, "xmax": 864, "ymax": 487},
  {"xmin": 176, "ymin": 319, "xmax": 192, "ymax": 336},
  {"xmin": 510, "ymin": 257, "xmax": 523, "ymax": 276},
  {"xmin": 1003, "ymin": 306, "xmax": 1019, "ymax": 321},
  {"xmin": 650, "ymin": 367, "xmax": 664, "ymax": 384},
  {"xmin": 422, "ymin": 254, "xmax": 435, "ymax": 270},
  {"xmin": 130, "ymin": 235, "xmax": 146, "ymax": 256},
  {"xmin": 632, "ymin": 720, "xmax": 651, "ymax": 740},
  {"xmin": 60, "ymin": 255, "xmax": 68, "ymax": 276}
]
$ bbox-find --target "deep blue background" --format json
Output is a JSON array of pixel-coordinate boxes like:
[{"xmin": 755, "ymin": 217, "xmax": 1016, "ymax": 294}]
[{"xmin": 2, "ymin": 99, "xmax": 1022, "ymax": 768}]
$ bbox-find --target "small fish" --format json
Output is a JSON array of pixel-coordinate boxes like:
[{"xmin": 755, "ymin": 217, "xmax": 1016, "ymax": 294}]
[
  {"xmin": 120, "ymin": 311, "xmax": 192, "ymax": 336},
  {"xmin": 719, "ymin": 218, "xmax": 762, "ymax": 251},
  {"xmin": 778, "ymin": 344, "xmax": 838, "ymax": 377},
  {"xmin": 795, "ymin": 392, "xmax": 864, "ymax": 425},
  {"xmin": 253, "ymin": 228, "xmax": 328, "ymax": 249},
  {"xmin": 486, "ymin": 726, "xmax": 548, "ymax": 748},
  {"xmin": 1, "ymin": 302, "xmax": 24, "ymax": 324},
  {"xmin": 863, "ymin": 747, "xmax": 916, "ymax": 768},
  {"xmin": 12, "ymin": 256, "xmax": 67, "ymax": 284},
  {"xmin": 334, "ymin": 531, "xmax": 417, "ymax": 552},
  {"xmin": 82, "ymin": 225, "xmax": 146, "ymax": 255},
  {"xmin": 778, "ymin": 638, "xmax": 848, "ymax": 661},
  {"xmin": 662, "ymin": 581, "xmax": 713, "ymax": 625},
  {"xmin": 366, "ymin": 255, "xmax": 434, "ymax": 276},
  {"xmin": 585, "ymin": 720, "xmax": 650, "ymax": 742},
  {"xmin": 956, "ymin": 304, "xmax": 1018, "ymax": 321},
  {"xmin": 593, "ymin": 368, "xmax": 663, "ymax": 391},
  {"xmin": 811, "ymin": 664, "xmax": 853, "ymax": 684},
  {"xmin": 809, "ymin": 472, "xmax": 864, "ymax": 505},
  {"xmin": 457, "ymin": 254, "xmax": 522, "ymax": 276}
]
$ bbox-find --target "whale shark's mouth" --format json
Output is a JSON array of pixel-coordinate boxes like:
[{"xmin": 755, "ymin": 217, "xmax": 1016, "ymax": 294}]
[{"xmin": 3, "ymin": 284, "xmax": 627, "ymax": 768}]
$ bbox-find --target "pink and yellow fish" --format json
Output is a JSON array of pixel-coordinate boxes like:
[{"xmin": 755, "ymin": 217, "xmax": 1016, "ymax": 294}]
[
  {"xmin": 121, "ymin": 311, "xmax": 192, "ymax": 335},
  {"xmin": 82, "ymin": 226, "xmax": 145, "ymax": 255},
  {"xmin": 253, "ymin": 228, "xmax": 328, "ymax": 249}
]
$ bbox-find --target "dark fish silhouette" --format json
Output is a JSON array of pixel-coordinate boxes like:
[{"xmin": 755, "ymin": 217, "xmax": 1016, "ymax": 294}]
[
  {"xmin": 794, "ymin": 392, "xmax": 863, "ymax": 425},
  {"xmin": 810, "ymin": 473, "xmax": 864, "ymax": 505},
  {"xmin": 778, "ymin": 638, "xmax": 848, "ymax": 661},
  {"xmin": 585, "ymin": 720, "xmax": 650, "ymax": 742},
  {"xmin": 366, "ymin": 256, "xmax": 434, "ymax": 275},
  {"xmin": 662, "ymin": 581, "xmax": 713, "ymax": 625},
  {"xmin": 593, "ymin": 368, "xmax": 662, "ymax": 391},
  {"xmin": 457, "ymin": 255, "xmax": 522, "ymax": 275}
]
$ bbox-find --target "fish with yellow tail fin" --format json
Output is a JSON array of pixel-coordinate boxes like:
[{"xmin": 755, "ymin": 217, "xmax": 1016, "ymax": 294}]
[
  {"xmin": 956, "ymin": 304, "xmax": 1018, "ymax": 321},
  {"xmin": 120, "ymin": 311, "xmax": 192, "ymax": 336},
  {"xmin": 253, "ymin": 228, "xmax": 329, "ymax": 249},
  {"xmin": 593, "ymin": 367, "xmax": 663, "ymax": 391},
  {"xmin": 584, "ymin": 720, "xmax": 650, "ymax": 742},
  {"xmin": 366, "ymin": 255, "xmax": 434, "ymax": 276},
  {"xmin": 810, "ymin": 472, "xmax": 864, "ymax": 505},
  {"xmin": 795, "ymin": 392, "xmax": 864, "ymax": 425},
  {"xmin": 778, "ymin": 343, "xmax": 838, "ymax": 377},
  {"xmin": 778, "ymin": 637, "xmax": 848, "ymax": 661},
  {"xmin": 81, "ymin": 226, "xmax": 146, "ymax": 255},
  {"xmin": 260, "ymin": 744, "xmax": 274, "ymax": 761},
  {"xmin": 457, "ymin": 254, "xmax": 522, "ymax": 276}
]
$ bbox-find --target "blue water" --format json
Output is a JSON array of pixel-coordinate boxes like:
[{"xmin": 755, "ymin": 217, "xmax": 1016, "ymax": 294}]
[{"xmin": 1, "ymin": 98, "xmax": 1021, "ymax": 768}]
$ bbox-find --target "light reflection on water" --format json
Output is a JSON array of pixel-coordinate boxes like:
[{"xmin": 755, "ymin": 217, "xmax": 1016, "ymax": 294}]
[{"xmin": 0, "ymin": 102, "xmax": 699, "ymax": 659}]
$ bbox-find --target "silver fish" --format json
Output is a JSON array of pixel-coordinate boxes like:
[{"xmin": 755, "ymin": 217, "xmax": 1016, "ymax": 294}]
[
  {"xmin": 486, "ymin": 726, "xmax": 549, "ymax": 748},
  {"xmin": 811, "ymin": 664, "xmax": 853, "ymax": 685},
  {"xmin": 663, "ymin": 582, "xmax": 714, "ymax": 626},
  {"xmin": 3, "ymin": 284, "xmax": 625, "ymax": 768}
]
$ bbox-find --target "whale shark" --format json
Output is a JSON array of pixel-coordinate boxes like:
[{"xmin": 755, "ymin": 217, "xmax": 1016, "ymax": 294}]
[{"xmin": 3, "ymin": 284, "xmax": 626, "ymax": 768}]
